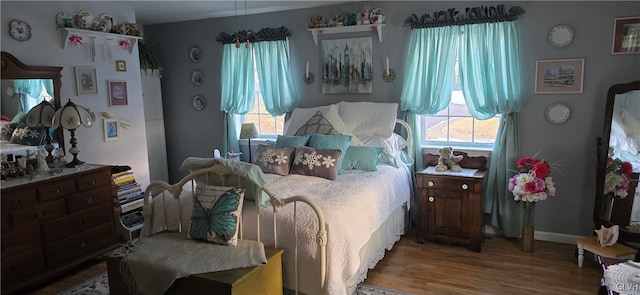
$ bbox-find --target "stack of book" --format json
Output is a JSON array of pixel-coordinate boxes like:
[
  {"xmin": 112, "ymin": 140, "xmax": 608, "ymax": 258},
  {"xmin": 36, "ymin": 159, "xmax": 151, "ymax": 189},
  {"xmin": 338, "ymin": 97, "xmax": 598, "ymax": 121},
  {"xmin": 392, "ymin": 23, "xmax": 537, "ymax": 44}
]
[{"xmin": 112, "ymin": 169, "xmax": 144, "ymax": 215}]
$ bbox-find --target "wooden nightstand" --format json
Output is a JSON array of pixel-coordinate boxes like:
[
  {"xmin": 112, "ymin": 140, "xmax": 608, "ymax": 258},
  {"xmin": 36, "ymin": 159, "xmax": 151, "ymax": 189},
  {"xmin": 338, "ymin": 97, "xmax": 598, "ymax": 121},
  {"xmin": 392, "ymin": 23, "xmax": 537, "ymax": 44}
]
[{"xmin": 417, "ymin": 152, "xmax": 487, "ymax": 252}]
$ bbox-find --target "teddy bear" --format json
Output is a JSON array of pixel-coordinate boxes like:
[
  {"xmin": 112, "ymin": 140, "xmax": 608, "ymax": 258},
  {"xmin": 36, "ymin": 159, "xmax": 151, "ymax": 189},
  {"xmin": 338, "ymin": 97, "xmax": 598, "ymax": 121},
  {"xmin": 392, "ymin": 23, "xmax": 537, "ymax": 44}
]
[{"xmin": 435, "ymin": 146, "xmax": 463, "ymax": 172}]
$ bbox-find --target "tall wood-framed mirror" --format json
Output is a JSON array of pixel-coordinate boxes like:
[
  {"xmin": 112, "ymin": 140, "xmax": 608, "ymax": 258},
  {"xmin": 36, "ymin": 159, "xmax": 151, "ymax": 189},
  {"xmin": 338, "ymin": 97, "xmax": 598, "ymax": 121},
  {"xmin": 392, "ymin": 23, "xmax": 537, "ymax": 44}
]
[
  {"xmin": 594, "ymin": 80, "xmax": 640, "ymax": 247},
  {"xmin": 1, "ymin": 51, "xmax": 65, "ymax": 157}
]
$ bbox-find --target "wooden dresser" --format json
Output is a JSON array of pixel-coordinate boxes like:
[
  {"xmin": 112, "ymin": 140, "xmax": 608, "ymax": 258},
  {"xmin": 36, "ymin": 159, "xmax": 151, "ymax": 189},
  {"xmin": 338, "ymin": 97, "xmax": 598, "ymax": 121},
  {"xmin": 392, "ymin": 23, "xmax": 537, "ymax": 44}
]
[
  {"xmin": 1, "ymin": 165, "xmax": 118, "ymax": 294},
  {"xmin": 417, "ymin": 152, "xmax": 487, "ymax": 252}
]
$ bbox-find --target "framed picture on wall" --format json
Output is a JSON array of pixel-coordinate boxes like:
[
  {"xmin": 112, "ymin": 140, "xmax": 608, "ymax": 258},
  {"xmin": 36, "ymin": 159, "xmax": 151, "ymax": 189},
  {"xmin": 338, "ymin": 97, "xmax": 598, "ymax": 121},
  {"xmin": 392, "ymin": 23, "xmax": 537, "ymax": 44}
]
[
  {"xmin": 108, "ymin": 80, "xmax": 128, "ymax": 106},
  {"xmin": 103, "ymin": 118, "xmax": 119, "ymax": 141},
  {"xmin": 116, "ymin": 60, "xmax": 127, "ymax": 72},
  {"xmin": 612, "ymin": 16, "xmax": 640, "ymax": 54},
  {"xmin": 74, "ymin": 67, "xmax": 98, "ymax": 95},
  {"xmin": 535, "ymin": 59, "xmax": 584, "ymax": 94}
]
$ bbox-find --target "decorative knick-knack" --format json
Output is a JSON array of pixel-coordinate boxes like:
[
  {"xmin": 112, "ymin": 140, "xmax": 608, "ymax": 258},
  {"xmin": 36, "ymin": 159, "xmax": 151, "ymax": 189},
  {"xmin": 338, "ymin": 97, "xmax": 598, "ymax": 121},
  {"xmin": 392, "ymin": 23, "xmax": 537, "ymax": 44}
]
[
  {"xmin": 36, "ymin": 146, "xmax": 50, "ymax": 172},
  {"xmin": 363, "ymin": 5, "xmax": 371, "ymax": 25}
]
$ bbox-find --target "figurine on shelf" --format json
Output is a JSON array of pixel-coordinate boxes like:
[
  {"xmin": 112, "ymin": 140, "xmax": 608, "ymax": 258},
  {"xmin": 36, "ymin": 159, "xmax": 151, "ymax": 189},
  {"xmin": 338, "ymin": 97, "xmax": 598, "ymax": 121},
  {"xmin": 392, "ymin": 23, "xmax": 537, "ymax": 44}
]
[
  {"xmin": 335, "ymin": 13, "xmax": 344, "ymax": 26},
  {"xmin": 363, "ymin": 5, "xmax": 371, "ymax": 25},
  {"xmin": 36, "ymin": 146, "xmax": 50, "ymax": 173}
]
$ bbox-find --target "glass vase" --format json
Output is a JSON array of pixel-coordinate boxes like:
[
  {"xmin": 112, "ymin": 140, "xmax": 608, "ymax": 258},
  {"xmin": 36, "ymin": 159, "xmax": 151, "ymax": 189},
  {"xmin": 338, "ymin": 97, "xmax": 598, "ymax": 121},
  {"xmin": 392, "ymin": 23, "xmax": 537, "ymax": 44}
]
[
  {"xmin": 601, "ymin": 194, "xmax": 615, "ymax": 222},
  {"xmin": 522, "ymin": 202, "xmax": 535, "ymax": 253}
]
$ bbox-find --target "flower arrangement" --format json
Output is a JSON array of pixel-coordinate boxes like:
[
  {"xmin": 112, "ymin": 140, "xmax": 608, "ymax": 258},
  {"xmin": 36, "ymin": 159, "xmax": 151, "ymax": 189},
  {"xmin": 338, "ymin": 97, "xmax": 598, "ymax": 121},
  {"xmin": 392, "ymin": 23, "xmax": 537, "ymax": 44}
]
[
  {"xmin": 508, "ymin": 156, "xmax": 556, "ymax": 202},
  {"xmin": 603, "ymin": 157, "xmax": 633, "ymax": 198}
]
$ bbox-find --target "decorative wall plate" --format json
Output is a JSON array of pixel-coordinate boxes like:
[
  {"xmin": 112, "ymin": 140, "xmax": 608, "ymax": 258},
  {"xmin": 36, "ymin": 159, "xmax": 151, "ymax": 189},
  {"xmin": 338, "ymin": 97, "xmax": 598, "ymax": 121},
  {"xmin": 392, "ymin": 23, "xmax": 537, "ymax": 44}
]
[
  {"xmin": 75, "ymin": 11, "xmax": 95, "ymax": 30},
  {"xmin": 369, "ymin": 8, "xmax": 385, "ymax": 24},
  {"xmin": 545, "ymin": 102, "xmax": 571, "ymax": 124},
  {"xmin": 191, "ymin": 70, "xmax": 203, "ymax": 86},
  {"xmin": 56, "ymin": 12, "xmax": 73, "ymax": 28},
  {"xmin": 548, "ymin": 25, "xmax": 573, "ymax": 48},
  {"xmin": 9, "ymin": 19, "xmax": 32, "ymax": 41},
  {"xmin": 193, "ymin": 95, "xmax": 205, "ymax": 111},
  {"xmin": 189, "ymin": 46, "xmax": 202, "ymax": 63}
]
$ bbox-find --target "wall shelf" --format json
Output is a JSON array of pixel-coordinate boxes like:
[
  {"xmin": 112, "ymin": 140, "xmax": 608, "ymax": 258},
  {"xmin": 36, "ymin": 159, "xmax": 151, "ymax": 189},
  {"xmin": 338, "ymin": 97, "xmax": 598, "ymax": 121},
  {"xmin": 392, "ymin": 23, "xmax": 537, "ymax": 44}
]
[
  {"xmin": 58, "ymin": 28, "xmax": 142, "ymax": 54},
  {"xmin": 307, "ymin": 24, "xmax": 385, "ymax": 46}
]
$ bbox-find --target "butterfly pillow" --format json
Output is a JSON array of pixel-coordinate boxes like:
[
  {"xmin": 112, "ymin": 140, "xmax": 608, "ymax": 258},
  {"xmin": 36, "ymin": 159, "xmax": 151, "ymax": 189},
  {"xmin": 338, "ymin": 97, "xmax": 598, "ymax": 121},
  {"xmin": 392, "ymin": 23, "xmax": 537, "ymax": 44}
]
[{"xmin": 188, "ymin": 185, "xmax": 245, "ymax": 246}]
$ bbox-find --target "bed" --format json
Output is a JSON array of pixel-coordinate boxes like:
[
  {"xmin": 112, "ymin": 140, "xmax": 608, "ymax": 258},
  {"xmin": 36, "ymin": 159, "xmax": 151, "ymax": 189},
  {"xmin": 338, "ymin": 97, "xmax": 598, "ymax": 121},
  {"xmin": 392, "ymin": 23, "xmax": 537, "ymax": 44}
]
[{"xmin": 139, "ymin": 101, "xmax": 414, "ymax": 295}]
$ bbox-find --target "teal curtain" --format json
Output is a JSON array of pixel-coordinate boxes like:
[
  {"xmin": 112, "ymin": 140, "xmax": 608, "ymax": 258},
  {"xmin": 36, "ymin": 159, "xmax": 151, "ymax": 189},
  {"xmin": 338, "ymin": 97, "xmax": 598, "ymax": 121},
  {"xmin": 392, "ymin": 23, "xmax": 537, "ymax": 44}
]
[
  {"xmin": 401, "ymin": 21, "xmax": 523, "ymax": 237},
  {"xmin": 220, "ymin": 43, "xmax": 255, "ymax": 155},
  {"xmin": 253, "ymin": 39, "xmax": 299, "ymax": 116},
  {"xmin": 458, "ymin": 21, "xmax": 522, "ymax": 237},
  {"xmin": 14, "ymin": 79, "xmax": 51, "ymax": 111},
  {"xmin": 400, "ymin": 26, "xmax": 459, "ymax": 115}
]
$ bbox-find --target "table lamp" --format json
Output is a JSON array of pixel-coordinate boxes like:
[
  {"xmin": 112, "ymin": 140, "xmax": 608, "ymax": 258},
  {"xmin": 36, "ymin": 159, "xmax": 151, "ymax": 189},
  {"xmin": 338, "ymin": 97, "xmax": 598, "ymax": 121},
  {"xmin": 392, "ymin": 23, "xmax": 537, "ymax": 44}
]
[
  {"xmin": 239, "ymin": 123, "xmax": 259, "ymax": 162},
  {"xmin": 51, "ymin": 99, "xmax": 93, "ymax": 168},
  {"xmin": 25, "ymin": 100, "xmax": 56, "ymax": 161}
]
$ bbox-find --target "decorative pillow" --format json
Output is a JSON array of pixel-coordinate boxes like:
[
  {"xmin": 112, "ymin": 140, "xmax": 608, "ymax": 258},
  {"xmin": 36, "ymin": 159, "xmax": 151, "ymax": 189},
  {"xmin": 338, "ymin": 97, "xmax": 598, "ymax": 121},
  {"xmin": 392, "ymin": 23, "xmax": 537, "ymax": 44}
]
[
  {"xmin": 342, "ymin": 146, "xmax": 384, "ymax": 171},
  {"xmin": 338, "ymin": 101, "xmax": 398, "ymax": 138},
  {"xmin": 290, "ymin": 146, "xmax": 341, "ymax": 180},
  {"xmin": 308, "ymin": 134, "xmax": 352, "ymax": 174},
  {"xmin": 253, "ymin": 145, "xmax": 295, "ymax": 175},
  {"xmin": 294, "ymin": 111, "xmax": 340, "ymax": 136},
  {"xmin": 11, "ymin": 112, "xmax": 27, "ymax": 124},
  {"xmin": 188, "ymin": 185, "xmax": 245, "ymax": 246},
  {"xmin": 0, "ymin": 121, "xmax": 18, "ymax": 142},
  {"xmin": 10, "ymin": 123, "xmax": 45, "ymax": 146},
  {"xmin": 283, "ymin": 104, "xmax": 335, "ymax": 135},
  {"xmin": 275, "ymin": 134, "xmax": 310, "ymax": 147}
]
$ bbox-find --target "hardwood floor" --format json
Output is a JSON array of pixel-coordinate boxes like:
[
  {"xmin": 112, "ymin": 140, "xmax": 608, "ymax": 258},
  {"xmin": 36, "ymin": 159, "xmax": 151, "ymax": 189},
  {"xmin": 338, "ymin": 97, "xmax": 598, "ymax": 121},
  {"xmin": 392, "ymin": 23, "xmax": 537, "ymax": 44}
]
[
  {"xmin": 364, "ymin": 230, "xmax": 602, "ymax": 295},
  {"xmin": 25, "ymin": 230, "xmax": 601, "ymax": 295}
]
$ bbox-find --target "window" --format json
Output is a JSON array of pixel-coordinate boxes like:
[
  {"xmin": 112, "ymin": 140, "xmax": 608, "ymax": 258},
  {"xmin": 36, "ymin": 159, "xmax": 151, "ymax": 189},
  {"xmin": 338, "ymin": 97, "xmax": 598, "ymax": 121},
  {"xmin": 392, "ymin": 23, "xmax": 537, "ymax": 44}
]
[
  {"xmin": 237, "ymin": 62, "xmax": 285, "ymax": 138},
  {"xmin": 421, "ymin": 62, "xmax": 500, "ymax": 148}
]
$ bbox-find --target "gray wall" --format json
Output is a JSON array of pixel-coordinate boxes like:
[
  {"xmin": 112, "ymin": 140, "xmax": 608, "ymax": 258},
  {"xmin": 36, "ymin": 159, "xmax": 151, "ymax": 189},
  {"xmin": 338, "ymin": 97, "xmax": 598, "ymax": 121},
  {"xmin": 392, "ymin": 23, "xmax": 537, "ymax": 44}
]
[{"xmin": 144, "ymin": 1, "xmax": 640, "ymax": 237}]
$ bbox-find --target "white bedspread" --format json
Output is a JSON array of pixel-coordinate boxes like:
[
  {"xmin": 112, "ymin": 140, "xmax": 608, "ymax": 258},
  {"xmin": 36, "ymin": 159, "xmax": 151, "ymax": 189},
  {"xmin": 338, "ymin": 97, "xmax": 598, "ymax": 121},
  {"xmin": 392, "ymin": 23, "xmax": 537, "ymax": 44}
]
[{"xmin": 143, "ymin": 164, "xmax": 412, "ymax": 295}]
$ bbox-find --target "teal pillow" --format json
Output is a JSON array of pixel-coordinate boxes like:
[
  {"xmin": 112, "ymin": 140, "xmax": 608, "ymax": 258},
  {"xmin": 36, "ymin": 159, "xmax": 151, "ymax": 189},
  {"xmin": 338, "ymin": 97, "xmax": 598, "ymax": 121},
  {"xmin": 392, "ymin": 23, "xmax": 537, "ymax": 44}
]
[
  {"xmin": 275, "ymin": 134, "xmax": 310, "ymax": 147},
  {"xmin": 343, "ymin": 146, "xmax": 383, "ymax": 171},
  {"xmin": 308, "ymin": 134, "xmax": 351, "ymax": 174}
]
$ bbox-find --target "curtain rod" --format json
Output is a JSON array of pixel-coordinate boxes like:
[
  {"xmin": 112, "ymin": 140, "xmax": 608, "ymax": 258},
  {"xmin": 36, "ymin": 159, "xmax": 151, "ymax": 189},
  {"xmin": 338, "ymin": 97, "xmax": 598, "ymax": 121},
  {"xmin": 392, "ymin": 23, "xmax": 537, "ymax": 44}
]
[{"xmin": 216, "ymin": 26, "xmax": 292, "ymax": 44}]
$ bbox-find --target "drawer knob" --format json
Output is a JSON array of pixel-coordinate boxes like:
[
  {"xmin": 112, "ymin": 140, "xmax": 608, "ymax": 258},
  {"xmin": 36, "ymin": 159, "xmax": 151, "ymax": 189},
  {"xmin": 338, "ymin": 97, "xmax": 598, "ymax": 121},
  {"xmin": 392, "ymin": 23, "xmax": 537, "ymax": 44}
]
[
  {"xmin": 11, "ymin": 199, "xmax": 21, "ymax": 206},
  {"xmin": 90, "ymin": 179, "xmax": 97, "ymax": 185},
  {"xmin": 427, "ymin": 181, "xmax": 434, "ymax": 187},
  {"xmin": 77, "ymin": 241, "xmax": 87, "ymax": 249},
  {"xmin": 54, "ymin": 188, "xmax": 62, "ymax": 194},
  {"xmin": 428, "ymin": 196, "xmax": 434, "ymax": 202},
  {"xmin": 74, "ymin": 217, "xmax": 86, "ymax": 226},
  {"xmin": 85, "ymin": 196, "xmax": 95, "ymax": 204},
  {"xmin": 33, "ymin": 210, "xmax": 46, "ymax": 220},
  {"xmin": 462, "ymin": 184, "xmax": 469, "ymax": 190}
]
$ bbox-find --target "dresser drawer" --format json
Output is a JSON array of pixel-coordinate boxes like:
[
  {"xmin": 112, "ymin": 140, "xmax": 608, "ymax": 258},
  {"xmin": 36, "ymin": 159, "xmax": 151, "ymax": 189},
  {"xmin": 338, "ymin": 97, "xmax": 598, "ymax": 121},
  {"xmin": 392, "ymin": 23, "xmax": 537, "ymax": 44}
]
[
  {"xmin": 2, "ymin": 225, "xmax": 42, "ymax": 258},
  {"xmin": 419, "ymin": 176, "xmax": 482, "ymax": 193},
  {"xmin": 1, "ymin": 187, "xmax": 38, "ymax": 211},
  {"xmin": 38, "ymin": 179, "xmax": 76, "ymax": 201},
  {"xmin": 45, "ymin": 223, "xmax": 117, "ymax": 268},
  {"xmin": 76, "ymin": 170, "xmax": 112, "ymax": 191},
  {"xmin": 66, "ymin": 186, "xmax": 113, "ymax": 214},
  {"xmin": 11, "ymin": 199, "xmax": 66, "ymax": 229},
  {"xmin": 1, "ymin": 248, "xmax": 46, "ymax": 287},
  {"xmin": 43, "ymin": 204, "xmax": 114, "ymax": 243}
]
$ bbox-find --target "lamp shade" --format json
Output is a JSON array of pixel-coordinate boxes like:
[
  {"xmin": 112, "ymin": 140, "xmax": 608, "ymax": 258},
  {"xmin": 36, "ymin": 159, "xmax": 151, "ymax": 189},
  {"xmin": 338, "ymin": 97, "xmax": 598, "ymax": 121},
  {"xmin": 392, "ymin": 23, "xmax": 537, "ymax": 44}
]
[
  {"xmin": 52, "ymin": 99, "xmax": 93, "ymax": 130},
  {"xmin": 239, "ymin": 123, "xmax": 259, "ymax": 139},
  {"xmin": 26, "ymin": 100, "xmax": 56, "ymax": 128}
]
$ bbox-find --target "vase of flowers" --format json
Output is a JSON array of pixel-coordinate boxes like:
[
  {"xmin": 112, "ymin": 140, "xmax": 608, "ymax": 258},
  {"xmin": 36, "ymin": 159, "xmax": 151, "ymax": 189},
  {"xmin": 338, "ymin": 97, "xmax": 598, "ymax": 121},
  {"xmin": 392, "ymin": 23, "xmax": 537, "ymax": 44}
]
[
  {"xmin": 602, "ymin": 157, "xmax": 633, "ymax": 221},
  {"xmin": 508, "ymin": 156, "xmax": 556, "ymax": 252}
]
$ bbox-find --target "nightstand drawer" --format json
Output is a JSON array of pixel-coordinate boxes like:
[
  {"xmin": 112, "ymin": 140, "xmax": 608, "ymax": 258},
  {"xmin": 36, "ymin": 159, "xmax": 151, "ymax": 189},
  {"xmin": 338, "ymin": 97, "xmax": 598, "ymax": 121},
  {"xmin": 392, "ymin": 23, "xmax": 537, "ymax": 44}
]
[
  {"xmin": 419, "ymin": 177, "xmax": 482, "ymax": 193},
  {"xmin": 42, "ymin": 204, "xmax": 114, "ymax": 243},
  {"xmin": 38, "ymin": 179, "xmax": 76, "ymax": 201}
]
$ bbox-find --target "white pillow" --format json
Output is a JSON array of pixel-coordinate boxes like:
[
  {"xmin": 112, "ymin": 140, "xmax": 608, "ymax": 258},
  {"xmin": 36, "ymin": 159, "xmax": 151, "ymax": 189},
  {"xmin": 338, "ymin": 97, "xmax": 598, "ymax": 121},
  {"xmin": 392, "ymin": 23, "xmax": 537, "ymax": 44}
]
[
  {"xmin": 622, "ymin": 110, "xmax": 640, "ymax": 147},
  {"xmin": 338, "ymin": 102, "xmax": 398, "ymax": 138},
  {"xmin": 284, "ymin": 104, "xmax": 362, "ymax": 144}
]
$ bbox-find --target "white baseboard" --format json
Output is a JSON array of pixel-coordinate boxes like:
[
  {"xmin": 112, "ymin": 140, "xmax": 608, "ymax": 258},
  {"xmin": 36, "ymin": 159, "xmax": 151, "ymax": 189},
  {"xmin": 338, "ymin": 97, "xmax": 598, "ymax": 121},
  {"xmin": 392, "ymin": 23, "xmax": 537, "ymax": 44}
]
[{"xmin": 484, "ymin": 225, "xmax": 581, "ymax": 244}]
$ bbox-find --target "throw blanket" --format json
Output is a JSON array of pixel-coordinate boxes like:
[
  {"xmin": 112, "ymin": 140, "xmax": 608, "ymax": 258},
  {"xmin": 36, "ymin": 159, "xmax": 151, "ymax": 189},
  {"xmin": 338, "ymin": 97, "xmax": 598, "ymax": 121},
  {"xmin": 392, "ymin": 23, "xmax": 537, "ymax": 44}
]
[{"xmin": 109, "ymin": 232, "xmax": 267, "ymax": 295}]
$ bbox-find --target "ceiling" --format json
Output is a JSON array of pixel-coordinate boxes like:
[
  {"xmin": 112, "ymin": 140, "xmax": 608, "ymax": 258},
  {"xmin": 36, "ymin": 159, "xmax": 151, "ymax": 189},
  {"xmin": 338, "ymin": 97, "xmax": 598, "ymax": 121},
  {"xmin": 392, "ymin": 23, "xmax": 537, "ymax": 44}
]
[{"xmin": 115, "ymin": 1, "xmax": 360, "ymax": 25}]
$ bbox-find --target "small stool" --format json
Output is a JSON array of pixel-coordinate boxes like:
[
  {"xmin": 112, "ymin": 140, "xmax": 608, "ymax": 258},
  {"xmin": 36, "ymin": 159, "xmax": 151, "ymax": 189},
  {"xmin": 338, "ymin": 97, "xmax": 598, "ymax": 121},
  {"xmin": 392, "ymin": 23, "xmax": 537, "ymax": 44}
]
[{"xmin": 576, "ymin": 236, "xmax": 637, "ymax": 267}]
